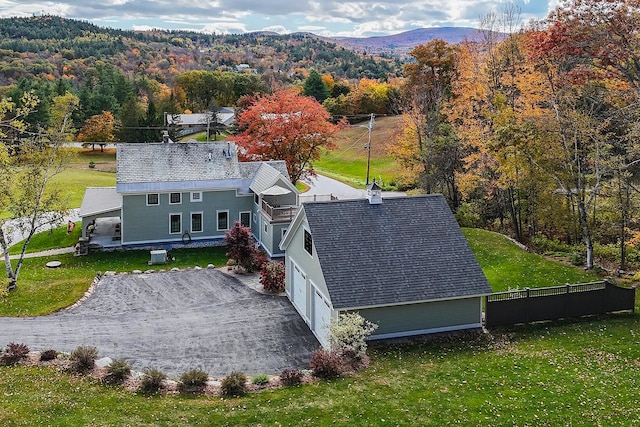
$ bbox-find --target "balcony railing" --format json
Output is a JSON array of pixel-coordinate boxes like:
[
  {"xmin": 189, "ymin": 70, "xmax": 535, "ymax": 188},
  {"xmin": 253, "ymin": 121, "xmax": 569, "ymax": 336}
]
[{"xmin": 261, "ymin": 199, "xmax": 298, "ymax": 221}]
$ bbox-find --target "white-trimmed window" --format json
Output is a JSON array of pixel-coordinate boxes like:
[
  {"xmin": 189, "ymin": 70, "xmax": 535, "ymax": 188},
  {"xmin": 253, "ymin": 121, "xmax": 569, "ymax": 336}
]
[
  {"xmin": 254, "ymin": 194, "xmax": 260, "ymax": 205},
  {"xmin": 304, "ymin": 229, "xmax": 313, "ymax": 256},
  {"xmin": 263, "ymin": 222, "xmax": 268, "ymax": 234},
  {"xmin": 191, "ymin": 191, "xmax": 203, "ymax": 202},
  {"xmin": 169, "ymin": 213, "xmax": 182, "ymax": 234},
  {"xmin": 282, "ymin": 228, "xmax": 288, "ymax": 239},
  {"xmin": 240, "ymin": 211, "xmax": 251, "ymax": 227},
  {"xmin": 147, "ymin": 193, "xmax": 159, "ymax": 206},
  {"xmin": 217, "ymin": 210, "xmax": 229, "ymax": 231},
  {"xmin": 191, "ymin": 212, "xmax": 203, "ymax": 233},
  {"xmin": 170, "ymin": 192, "xmax": 182, "ymax": 204}
]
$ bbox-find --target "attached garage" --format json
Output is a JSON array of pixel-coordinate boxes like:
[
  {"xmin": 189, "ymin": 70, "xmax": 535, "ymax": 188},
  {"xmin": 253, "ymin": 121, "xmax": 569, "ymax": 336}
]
[
  {"xmin": 280, "ymin": 192, "xmax": 492, "ymax": 348},
  {"xmin": 355, "ymin": 297, "xmax": 483, "ymax": 340}
]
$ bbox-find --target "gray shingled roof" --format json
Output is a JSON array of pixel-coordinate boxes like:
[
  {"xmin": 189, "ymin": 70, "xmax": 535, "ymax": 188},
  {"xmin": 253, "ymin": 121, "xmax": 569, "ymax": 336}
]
[
  {"xmin": 117, "ymin": 142, "xmax": 242, "ymax": 186},
  {"xmin": 303, "ymin": 195, "xmax": 491, "ymax": 310},
  {"xmin": 79, "ymin": 187, "xmax": 122, "ymax": 217},
  {"xmin": 249, "ymin": 162, "xmax": 293, "ymax": 195},
  {"xmin": 116, "ymin": 143, "xmax": 291, "ymax": 194}
]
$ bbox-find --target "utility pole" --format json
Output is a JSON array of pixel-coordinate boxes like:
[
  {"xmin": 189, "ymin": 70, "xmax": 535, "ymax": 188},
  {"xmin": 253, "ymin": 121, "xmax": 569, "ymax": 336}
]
[{"xmin": 365, "ymin": 113, "xmax": 375, "ymax": 186}]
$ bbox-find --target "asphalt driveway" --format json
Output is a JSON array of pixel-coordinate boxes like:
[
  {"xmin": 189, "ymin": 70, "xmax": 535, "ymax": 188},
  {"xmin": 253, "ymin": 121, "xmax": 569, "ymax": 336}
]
[{"xmin": 0, "ymin": 269, "xmax": 319, "ymax": 377}]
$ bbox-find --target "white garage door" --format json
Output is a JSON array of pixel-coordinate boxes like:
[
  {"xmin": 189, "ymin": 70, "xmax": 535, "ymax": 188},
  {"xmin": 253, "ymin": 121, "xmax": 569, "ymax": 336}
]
[
  {"xmin": 292, "ymin": 263, "xmax": 307, "ymax": 318},
  {"xmin": 313, "ymin": 287, "xmax": 332, "ymax": 348}
]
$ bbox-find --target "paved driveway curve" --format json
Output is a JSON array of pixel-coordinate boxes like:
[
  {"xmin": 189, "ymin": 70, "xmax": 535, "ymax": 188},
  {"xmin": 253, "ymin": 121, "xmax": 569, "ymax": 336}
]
[{"xmin": 0, "ymin": 269, "xmax": 319, "ymax": 377}]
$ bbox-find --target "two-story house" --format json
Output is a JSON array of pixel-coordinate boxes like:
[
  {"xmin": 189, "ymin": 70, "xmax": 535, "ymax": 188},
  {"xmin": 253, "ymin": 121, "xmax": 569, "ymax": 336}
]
[{"xmin": 78, "ymin": 141, "xmax": 298, "ymax": 256}]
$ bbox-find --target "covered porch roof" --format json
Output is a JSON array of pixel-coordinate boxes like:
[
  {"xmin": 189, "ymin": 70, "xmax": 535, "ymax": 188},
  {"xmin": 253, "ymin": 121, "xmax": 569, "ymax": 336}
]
[{"xmin": 79, "ymin": 187, "xmax": 122, "ymax": 218}]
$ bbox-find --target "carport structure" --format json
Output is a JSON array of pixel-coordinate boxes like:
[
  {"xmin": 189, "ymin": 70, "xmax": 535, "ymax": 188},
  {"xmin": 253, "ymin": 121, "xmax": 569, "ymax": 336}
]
[
  {"xmin": 0, "ymin": 269, "xmax": 319, "ymax": 376},
  {"xmin": 78, "ymin": 187, "xmax": 122, "ymax": 249}
]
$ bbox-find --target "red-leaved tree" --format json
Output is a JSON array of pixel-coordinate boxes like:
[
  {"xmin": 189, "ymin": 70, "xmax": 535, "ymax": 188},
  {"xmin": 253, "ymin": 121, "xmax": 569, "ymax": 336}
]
[
  {"xmin": 224, "ymin": 221, "xmax": 261, "ymax": 273},
  {"xmin": 231, "ymin": 88, "xmax": 343, "ymax": 183}
]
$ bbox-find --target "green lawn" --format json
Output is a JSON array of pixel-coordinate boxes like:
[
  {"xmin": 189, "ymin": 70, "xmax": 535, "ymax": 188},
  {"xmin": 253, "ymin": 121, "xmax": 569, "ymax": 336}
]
[
  {"xmin": 2, "ymin": 228, "xmax": 600, "ymax": 318},
  {"xmin": 180, "ymin": 131, "xmax": 230, "ymax": 142},
  {"xmin": 463, "ymin": 228, "xmax": 598, "ymax": 291},
  {"xmin": 8, "ymin": 223, "xmax": 82, "ymax": 255},
  {"xmin": 315, "ymin": 116, "xmax": 402, "ymax": 190},
  {"xmin": 49, "ymin": 168, "xmax": 115, "ymax": 208},
  {"xmin": 0, "ymin": 228, "xmax": 637, "ymax": 425},
  {"xmin": 1, "ymin": 315, "xmax": 639, "ymax": 426},
  {"xmin": 0, "ymin": 247, "xmax": 228, "ymax": 317}
]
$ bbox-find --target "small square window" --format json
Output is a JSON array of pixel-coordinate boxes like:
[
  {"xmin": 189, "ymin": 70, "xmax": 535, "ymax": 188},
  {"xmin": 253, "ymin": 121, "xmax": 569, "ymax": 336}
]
[
  {"xmin": 169, "ymin": 214, "xmax": 181, "ymax": 234},
  {"xmin": 147, "ymin": 193, "xmax": 159, "ymax": 205},
  {"xmin": 304, "ymin": 229, "xmax": 313, "ymax": 256},
  {"xmin": 191, "ymin": 213, "xmax": 203, "ymax": 233},
  {"xmin": 191, "ymin": 192, "xmax": 202, "ymax": 202},
  {"xmin": 217, "ymin": 211, "xmax": 229, "ymax": 231},
  {"xmin": 170, "ymin": 192, "xmax": 181, "ymax": 204}
]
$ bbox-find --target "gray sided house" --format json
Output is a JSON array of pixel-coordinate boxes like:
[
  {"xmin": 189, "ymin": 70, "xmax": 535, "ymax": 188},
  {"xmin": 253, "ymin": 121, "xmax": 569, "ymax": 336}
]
[
  {"xmin": 279, "ymin": 189, "xmax": 492, "ymax": 347},
  {"xmin": 79, "ymin": 141, "xmax": 298, "ymax": 256}
]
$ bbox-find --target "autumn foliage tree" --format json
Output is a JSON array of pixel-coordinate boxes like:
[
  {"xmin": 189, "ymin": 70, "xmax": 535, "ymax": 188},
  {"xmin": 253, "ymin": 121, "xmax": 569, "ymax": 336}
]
[
  {"xmin": 1, "ymin": 92, "xmax": 70, "ymax": 289},
  {"xmin": 77, "ymin": 110, "xmax": 117, "ymax": 151},
  {"xmin": 389, "ymin": 39, "xmax": 463, "ymax": 207},
  {"xmin": 224, "ymin": 221, "xmax": 261, "ymax": 273},
  {"xmin": 231, "ymin": 88, "xmax": 342, "ymax": 183},
  {"xmin": 524, "ymin": 0, "xmax": 640, "ymax": 268}
]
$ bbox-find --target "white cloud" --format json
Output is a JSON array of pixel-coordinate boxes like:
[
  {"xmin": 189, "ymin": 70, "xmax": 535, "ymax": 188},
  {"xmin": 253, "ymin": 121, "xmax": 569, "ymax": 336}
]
[
  {"xmin": 260, "ymin": 25, "xmax": 290, "ymax": 34},
  {"xmin": 0, "ymin": 0, "xmax": 560, "ymax": 37}
]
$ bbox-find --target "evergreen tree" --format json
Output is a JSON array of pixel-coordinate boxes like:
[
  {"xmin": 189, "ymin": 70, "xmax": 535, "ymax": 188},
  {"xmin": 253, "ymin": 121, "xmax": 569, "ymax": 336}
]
[{"xmin": 303, "ymin": 70, "xmax": 330, "ymax": 103}]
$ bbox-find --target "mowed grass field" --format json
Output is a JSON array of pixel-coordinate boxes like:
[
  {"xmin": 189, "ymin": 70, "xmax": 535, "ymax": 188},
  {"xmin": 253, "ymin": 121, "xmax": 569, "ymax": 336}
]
[
  {"xmin": 315, "ymin": 115, "xmax": 402, "ymax": 189},
  {"xmin": 2, "ymin": 228, "xmax": 637, "ymax": 425},
  {"xmin": 2, "ymin": 315, "xmax": 640, "ymax": 426}
]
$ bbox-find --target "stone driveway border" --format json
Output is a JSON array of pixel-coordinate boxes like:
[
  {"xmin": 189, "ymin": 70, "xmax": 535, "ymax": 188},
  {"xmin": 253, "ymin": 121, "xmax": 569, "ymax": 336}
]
[{"xmin": 0, "ymin": 269, "xmax": 319, "ymax": 376}]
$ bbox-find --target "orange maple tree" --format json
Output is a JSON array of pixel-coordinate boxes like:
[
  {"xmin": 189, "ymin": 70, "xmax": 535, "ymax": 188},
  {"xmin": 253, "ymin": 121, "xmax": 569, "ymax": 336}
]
[
  {"xmin": 77, "ymin": 111, "xmax": 117, "ymax": 151},
  {"xmin": 231, "ymin": 88, "xmax": 342, "ymax": 183}
]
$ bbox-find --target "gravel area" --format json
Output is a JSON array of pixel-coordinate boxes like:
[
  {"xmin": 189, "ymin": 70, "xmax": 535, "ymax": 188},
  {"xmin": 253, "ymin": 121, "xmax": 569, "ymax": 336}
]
[{"xmin": 0, "ymin": 269, "xmax": 319, "ymax": 377}]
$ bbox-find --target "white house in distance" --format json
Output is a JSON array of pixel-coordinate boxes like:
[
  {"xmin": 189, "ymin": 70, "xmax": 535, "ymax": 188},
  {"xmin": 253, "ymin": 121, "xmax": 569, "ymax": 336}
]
[{"xmin": 279, "ymin": 185, "xmax": 492, "ymax": 347}]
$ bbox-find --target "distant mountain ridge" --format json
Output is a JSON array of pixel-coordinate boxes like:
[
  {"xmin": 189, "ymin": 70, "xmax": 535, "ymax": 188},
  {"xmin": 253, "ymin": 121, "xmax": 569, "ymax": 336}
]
[{"xmin": 331, "ymin": 27, "xmax": 487, "ymax": 55}]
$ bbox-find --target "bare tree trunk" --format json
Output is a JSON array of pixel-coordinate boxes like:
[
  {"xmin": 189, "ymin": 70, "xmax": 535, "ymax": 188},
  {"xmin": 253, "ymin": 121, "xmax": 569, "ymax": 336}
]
[{"xmin": 0, "ymin": 227, "xmax": 16, "ymax": 289}]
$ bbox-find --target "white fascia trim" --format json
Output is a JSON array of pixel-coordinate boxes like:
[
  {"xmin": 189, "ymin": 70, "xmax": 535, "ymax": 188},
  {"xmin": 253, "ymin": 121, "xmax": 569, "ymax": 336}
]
[
  {"xmin": 278, "ymin": 205, "xmax": 306, "ymax": 250},
  {"xmin": 368, "ymin": 323, "xmax": 483, "ymax": 341}
]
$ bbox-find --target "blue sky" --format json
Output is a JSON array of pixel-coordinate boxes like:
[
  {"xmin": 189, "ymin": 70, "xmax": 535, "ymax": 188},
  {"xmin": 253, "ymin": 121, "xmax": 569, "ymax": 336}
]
[{"xmin": 0, "ymin": 1, "xmax": 560, "ymax": 37}]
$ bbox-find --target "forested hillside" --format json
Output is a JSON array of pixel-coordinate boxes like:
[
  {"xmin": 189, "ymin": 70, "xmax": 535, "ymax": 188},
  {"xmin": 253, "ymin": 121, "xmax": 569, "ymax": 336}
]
[{"xmin": 0, "ymin": 15, "xmax": 400, "ymax": 87}]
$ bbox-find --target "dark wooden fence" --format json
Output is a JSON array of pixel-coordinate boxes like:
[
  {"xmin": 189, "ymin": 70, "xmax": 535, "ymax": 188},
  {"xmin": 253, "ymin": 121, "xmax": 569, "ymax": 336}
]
[{"xmin": 485, "ymin": 281, "xmax": 635, "ymax": 328}]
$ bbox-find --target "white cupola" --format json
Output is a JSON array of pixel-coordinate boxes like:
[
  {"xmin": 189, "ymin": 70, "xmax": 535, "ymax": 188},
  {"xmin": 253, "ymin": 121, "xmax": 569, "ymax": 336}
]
[{"xmin": 366, "ymin": 181, "xmax": 382, "ymax": 204}]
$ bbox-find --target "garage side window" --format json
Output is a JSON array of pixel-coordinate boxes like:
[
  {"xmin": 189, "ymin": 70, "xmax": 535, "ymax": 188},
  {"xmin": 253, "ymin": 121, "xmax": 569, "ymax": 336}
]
[{"xmin": 304, "ymin": 229, "xmax": 313, "ymax": 256}]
